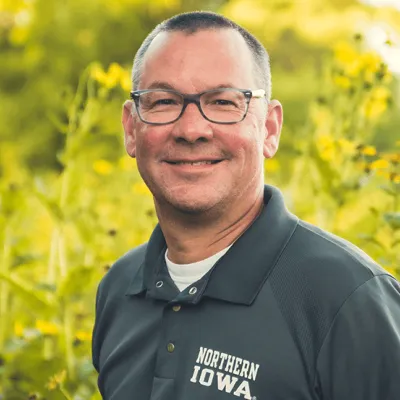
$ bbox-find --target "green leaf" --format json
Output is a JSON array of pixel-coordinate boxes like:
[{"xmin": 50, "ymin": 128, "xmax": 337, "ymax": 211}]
[
  {"xmin": 11, "ymin": 254, "xmax": 42, "ymax": 269},
  {"xmin": 357, "ymin": 234, "xmax": 385, "ymax": 249},
  {"xmin": 31, "ymin": 190, "xmax": 64, "ymax": 223},
  {"xmin": 57, "ymin": 266, "xmax": 97, "ymax": 300},
  {"xmin": 383, "ymin": 213, "xmax": 400, "ymax": 230},
  {"xmin": 369, "ymin": 207, "xmax": 379, "ymax": 217},
  {"xmin": 380, "ymin": 186, "xmax": 397, "ymax": 197},
  {"xmin": 0, "ymin": 272, "xmax": 56, "ymax": 313},
  {"xmin": 47, "ymin": 112, "xmax": 69, "ymax": 134},
  {"xmin": 308, "ymin": 141, "xmax": 341, "ymax": 194},
  {"xmin": 35, "ymin": 282, "xmax": 57, "ymax": 292}
]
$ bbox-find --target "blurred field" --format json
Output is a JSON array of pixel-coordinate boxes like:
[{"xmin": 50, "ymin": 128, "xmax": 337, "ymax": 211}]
[{"xmin": 0, "ymin": 0, "xmax": 399, "ymax": 398}]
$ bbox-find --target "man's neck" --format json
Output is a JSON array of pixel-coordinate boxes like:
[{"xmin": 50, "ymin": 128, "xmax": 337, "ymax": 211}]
[{"xmin": 156, "ymin": 189, "xmax": 264, "ymax": 264}]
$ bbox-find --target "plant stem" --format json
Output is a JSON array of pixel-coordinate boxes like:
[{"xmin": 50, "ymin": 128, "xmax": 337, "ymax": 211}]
[
  {"xmin": 0, "ymin": 224, "xmax": 12, "ymax": 349},
  {"xmin": 55, "ymin": 69, "xmax": 90, "ymax": 382},
  {"xmin": 58, "ymin": 143, "xmax": 75, "ymax": 378},
  {"xmin": 44, "ymin": 228, "xmax": 60, "ymax": 360},
  {"xmin": 59, "ymin": 384, "xmax": 73, "ymax": 400}
]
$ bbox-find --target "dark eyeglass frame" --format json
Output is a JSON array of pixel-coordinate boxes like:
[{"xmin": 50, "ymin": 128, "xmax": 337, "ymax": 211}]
[{"xmin": 129, "ymin": 88, "xmax": 266, "ymax": 125}]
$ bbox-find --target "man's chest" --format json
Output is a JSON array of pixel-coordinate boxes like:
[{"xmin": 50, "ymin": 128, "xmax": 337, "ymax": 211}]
[{"xmin": 97, "ymin": 289, "xmax": 316, "ymax": 400}]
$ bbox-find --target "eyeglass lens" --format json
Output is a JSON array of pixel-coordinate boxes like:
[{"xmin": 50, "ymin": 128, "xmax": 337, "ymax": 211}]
[{"xmin": 137, "ymin": 89, "xmax": 248, "ymax": 124}]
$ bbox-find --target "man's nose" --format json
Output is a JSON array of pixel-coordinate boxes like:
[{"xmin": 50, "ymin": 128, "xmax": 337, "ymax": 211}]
[{"xmin": 171, "ymin": 103, "xmax": 214, "ymax": 143}]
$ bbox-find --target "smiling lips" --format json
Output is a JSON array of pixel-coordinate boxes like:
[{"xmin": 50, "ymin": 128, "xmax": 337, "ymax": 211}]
[{"xmin": 166, "ymin": 160, "xmax": 222, "ymax": 165}]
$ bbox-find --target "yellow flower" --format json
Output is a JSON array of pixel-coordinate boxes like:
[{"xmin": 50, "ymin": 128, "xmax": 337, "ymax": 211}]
[
  {"xmin": 334, "ymin": 41, "xmax": 358, "ymax": 65},
  {"xmin": 132, "ymin": 182, "xmax": 152, "ymax": 196},
  {"xmin": 317, "ymin": 134, "xmax": 334, "ymax": 147},
  {"xmin": 337, "ymin": 139, "xmax": 356, "ymax": 155},
  {"xmin": 345, "ymin": 59, "xmax": 363, "ymax": 77},
  {"xmin": 376, "ymin": 170, "xmax": 390, "ymax": 179},
  {"xmin": 265, "ymin": 158, "xmax": 280, "ymax": 172},
  {"xmin": 91, "ymin": 64, "xmax": 108, "ymax": 82},
  {"xmin": 9, "ymin": 26, "xmax": 30, "ymax": 45},
  {"xmin": 372, "ymin": 86, "xmax": 391, "ymax": 101},
  {"xmin": 46, "ymin": 370, "xmax": 67, "ymax": 391},
  {"xmin": 384, "ymin": 153, "xmax": 400, "ymax": 164},
  {"xmin": 91, "ymin": 62, "xmax": 129, "ymax": 90},
  {"xmin": 361, "ymin": 93, "xmax": 388, "ymax": 120},
  {"xmin": 316, "ymin": 134, "xmax": 335, "ymax": 161},
  {"xmin": 75, "ymin": 331, "xmax": 92, "ymax": 342},
  {"xmin": 46, "ymin": 379, "xmax": 57, "ymax": 391},
  {"xmin": 118, "ymin": 156, "xmax": 137, "ymax": 171},
  {"xmin": 120, "ymin": 69, "xmax": 132, "ymax": 92},
  {"xmin": 370, "ymin": 159, "xmax": 390, "ymax": 170},
  {"xmin": 14, "ymin": 322, "xmax": 24, "ymax": 337},
  {"xmin": 395, "ymin": 141, "xmax": 400, "ymax": 147},
  {"xmin": 36, "ymin": 320, "xmax": 59, "ymax": 335},
  {"xmin": 333, "ymin": 76, "xmax": 351, "ymax": 89},
  {"xmin": 93, "ymin": 159, "xmax": 113, "ymax": 175},
  {"xmin": 361, "ymin": 52, "xmax": 382, "ymax": 75},
  {"xmin": 392, "ymin": 174, "xmax": 400, "ymax": 184},
  {"xmin": 361, "ymin": 145, "xmax": 377, "ymax": 156},
  {"xmin": 334, "ymin": 41, "xmax": 362, "ymax": 77},
  {"xmin": 103, "ymin": 63, "xmax": 122, "ymax": 88}
]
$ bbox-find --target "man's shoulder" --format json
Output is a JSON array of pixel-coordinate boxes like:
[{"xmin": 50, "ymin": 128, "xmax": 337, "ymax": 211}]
[
  {"xmin": 295, "ymin": 219, "xmax": 387, "ymax": 278},
  {"xmin": 267, "ymin": 218, "xmax": 396, "ymax": 367},
  {"xmin": 271, "ymin": 218, "xmax": 392, "ymax": 307}
]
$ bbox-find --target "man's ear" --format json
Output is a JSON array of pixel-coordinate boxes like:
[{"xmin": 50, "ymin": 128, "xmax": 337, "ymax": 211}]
[
  {"xmin": 122, "ymin": 100, "xmax": 137, "ymax": 158},
  {"xmin": 263, "ymin": 100, "xmax": 283, "ymax": 159}
]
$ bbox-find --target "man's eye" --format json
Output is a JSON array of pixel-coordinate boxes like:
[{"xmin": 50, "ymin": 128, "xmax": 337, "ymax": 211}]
[
  {"xmin": 213, "ymin": 99, "xmax": 236, "ymax": 106},
  {"xmin": 153, "ymin": 98, "xmax": 177, "ymax": 106}
]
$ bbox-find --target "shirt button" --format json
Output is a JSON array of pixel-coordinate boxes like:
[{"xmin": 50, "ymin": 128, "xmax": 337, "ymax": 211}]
[
  {"xmin": 189, "ymin": 286, "xmax": 197, "ymax": 295},
  {"xmin": 167, "ymin": 343, "xmax": 175, "ymax": 353},
  {"xmin": 172, "ymin": 305, "xmax": 181, "ymax": 312},
  {"xmin": 156, "ymin": 280, "xmax": 163, "ymax": 288}
]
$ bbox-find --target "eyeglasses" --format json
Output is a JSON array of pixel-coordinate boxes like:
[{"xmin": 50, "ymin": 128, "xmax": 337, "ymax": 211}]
[{"xmin": 129, "ymin": 88, "xmax": 266, "ymax": 125}]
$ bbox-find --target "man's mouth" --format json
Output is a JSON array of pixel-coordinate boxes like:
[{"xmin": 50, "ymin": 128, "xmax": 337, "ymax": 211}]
[{"xmin": 166, "ymin": 160, "xmax": 222, "ymax": 165}]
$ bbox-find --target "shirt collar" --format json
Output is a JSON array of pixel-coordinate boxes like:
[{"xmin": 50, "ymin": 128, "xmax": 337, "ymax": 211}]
[{"xmin": 126, "ymin": 185, "xmax": 298, "ymax": 305}]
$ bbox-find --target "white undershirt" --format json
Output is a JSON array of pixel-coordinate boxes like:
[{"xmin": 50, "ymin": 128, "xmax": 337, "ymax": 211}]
[{"xmin": 165, "ymin": 246, "xmax": 232, "ymax": 292}]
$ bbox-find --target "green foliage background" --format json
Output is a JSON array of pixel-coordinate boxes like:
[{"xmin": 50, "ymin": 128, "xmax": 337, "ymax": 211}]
[{"xmin": 0, "ymin": 0, "xmax": 399, "ymax": 398}]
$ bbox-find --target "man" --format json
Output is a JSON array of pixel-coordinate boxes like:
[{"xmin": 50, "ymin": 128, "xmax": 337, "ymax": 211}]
[{"xmin": 92, "ymin": 11, "xmax": 400, "ymax": 400}]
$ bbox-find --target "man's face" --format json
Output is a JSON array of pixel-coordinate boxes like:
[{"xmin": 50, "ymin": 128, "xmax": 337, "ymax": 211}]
[{"xmin": 123, "ymin": 29, "xmax": 282, "ymax": 215}]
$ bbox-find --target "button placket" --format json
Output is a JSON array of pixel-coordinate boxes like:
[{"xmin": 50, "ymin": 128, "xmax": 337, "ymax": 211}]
[{"xmin": 152, "ymin": 301, "xmax": 185, "ymax": 381}]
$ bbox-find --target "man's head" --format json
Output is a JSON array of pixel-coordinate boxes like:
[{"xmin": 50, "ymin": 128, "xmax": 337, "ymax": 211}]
[
  {"xmin": 132, "ymin": 12, "xmax": 272, "ymax": 101},
  {"xmin": 122, "ymin": 11, "xmax": 283, "ymax": 218}
]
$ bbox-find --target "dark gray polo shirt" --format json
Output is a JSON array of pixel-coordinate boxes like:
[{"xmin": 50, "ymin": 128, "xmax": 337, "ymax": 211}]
[{"xmin": 92, "ymin": 185, "xmax": 400, "ymax": 400}]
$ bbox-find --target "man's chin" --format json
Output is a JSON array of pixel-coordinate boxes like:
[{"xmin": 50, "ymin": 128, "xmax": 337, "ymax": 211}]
[
  {"xmin": 169, "ymin": 198, "xmax": 217, "ymax": 215},
  {"xmin": 152, "ymin": 184, "xmax": 228, "ymax": 216},
  {"xmin": 158, "ymin": 191, "xmax": 223, "ymax": 216}
]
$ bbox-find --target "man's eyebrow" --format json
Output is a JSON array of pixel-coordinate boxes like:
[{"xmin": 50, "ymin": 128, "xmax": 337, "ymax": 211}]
[
  {"xmin": 146, "ymin": 81, "xmax": 176, "ymax": 90},
  {"xmin": 211, "ymin": 83, "xmax": 242, "ymax": 90},
  {"xmin": 144, "ymin": 82, "xmax": 242, "ymax": 91}
]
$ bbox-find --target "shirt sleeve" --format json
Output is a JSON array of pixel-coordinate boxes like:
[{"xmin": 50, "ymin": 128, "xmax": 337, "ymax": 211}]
[
  {"xmin": 315, "ymin": 274, "xmax": 400, "ymax": 400},
  {"xmin": 92, "ymin": 281, "xmax": 103, "ymax": 373}
]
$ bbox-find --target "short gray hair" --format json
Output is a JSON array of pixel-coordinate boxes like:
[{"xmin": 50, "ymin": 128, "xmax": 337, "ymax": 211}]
[{"xmin": 131, "ymin": 11, "xmax": 272, "ymax": 100}]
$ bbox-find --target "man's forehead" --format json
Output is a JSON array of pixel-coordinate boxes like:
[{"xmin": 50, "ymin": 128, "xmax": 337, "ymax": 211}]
[
  {"xmin": 139, "ymin": 29, "xmax": 257, "ymax": 90},
  {"xmin": 146, "ymin": 28, "xmax": 250, "ymax": 55}
]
